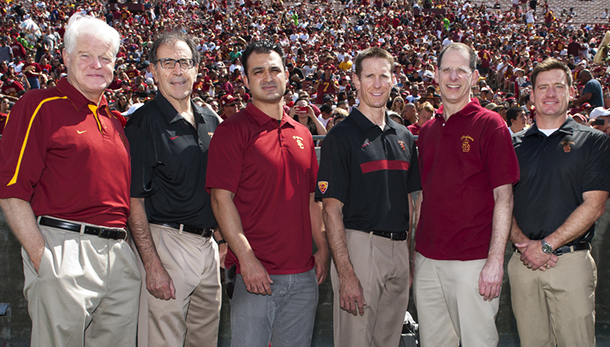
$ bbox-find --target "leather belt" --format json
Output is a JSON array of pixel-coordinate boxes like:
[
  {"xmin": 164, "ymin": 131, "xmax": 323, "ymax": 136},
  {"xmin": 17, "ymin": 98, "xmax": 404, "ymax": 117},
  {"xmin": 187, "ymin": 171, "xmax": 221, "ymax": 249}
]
[
  {"xmin": 150, "ymin": 221, "xmax": 213, "ymax": 237},
  {"xmin": 369, "ymin": 231, "xmax": 407, "ymax": 241},
  {"xmin": 39, "ymin": 216, "xmax": 127, "ymax": 241},
  {"xmin": 553, "ymin": 242, "xmax": 590, "ymax": 256}
]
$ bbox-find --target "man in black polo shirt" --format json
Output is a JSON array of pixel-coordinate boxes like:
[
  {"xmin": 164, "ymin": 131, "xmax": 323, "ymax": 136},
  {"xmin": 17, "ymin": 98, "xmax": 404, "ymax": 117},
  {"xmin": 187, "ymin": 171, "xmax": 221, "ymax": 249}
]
[
  {"xmin": 510, "ymin": 58, "xmax": 610, "ymax": 347},
  {"xmin": 316, "ymin": 47, "xmax": 420, "ymax": 347},
  {"xmin": 125, "ymin": 31, "xmax": 225, "ymax": 347}
]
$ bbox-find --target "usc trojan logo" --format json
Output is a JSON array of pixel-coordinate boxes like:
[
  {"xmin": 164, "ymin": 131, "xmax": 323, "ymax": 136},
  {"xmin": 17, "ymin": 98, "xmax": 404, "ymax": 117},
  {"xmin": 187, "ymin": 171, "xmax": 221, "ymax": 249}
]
[
  {"xmin": 398, "ymin": 140, "xmax": 406, "ymax": 151},
  {"xmin": 461, "ymin": 135, "xmax": 474, "ymax": 152},
  {"xmin": 561, "ymin": 141, "xmax": 575, "ymax": 153},
  {"xmin": 293, "ymin": 136, "xmax": 304, "ymax": 149},
  {"xmin": 318, "ymin": 181, "xmax": 328, "ymax": 194}
]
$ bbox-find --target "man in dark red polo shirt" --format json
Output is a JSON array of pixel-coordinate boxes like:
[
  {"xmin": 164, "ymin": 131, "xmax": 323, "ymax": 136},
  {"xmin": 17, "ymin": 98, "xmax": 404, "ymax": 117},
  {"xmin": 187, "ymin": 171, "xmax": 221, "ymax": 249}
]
[
  {"xmin": 414, "ymin": 42, "xmax": 519, "ymax": 347},
  {"xmin": 206, "ymin": 40, "xmax": 329, "ymax": 347},
  {"xmin": 0, "ymin": 14, "xmax": 140, "ymax": 347}
]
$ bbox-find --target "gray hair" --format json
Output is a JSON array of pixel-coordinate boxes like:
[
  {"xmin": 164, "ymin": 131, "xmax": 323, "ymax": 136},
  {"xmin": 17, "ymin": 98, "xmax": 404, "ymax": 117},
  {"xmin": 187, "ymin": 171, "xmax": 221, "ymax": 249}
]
[{"xmin": 63, "ymin": 13, "xmax": 120, "ymax": 57}]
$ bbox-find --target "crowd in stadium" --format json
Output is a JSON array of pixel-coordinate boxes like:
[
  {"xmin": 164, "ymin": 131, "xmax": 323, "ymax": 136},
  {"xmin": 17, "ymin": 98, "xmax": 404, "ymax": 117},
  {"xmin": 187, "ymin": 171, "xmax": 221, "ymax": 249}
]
[{"xmin": 0, "ymin": 0, "xmax": 608, "ymax": 134}]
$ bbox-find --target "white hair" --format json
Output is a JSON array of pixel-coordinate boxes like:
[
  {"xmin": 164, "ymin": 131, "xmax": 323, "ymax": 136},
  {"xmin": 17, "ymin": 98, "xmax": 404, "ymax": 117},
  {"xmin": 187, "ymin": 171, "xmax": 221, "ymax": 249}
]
[{"xmin": 63, "ymin": 13, "xmax": 120, "ymax": 57}]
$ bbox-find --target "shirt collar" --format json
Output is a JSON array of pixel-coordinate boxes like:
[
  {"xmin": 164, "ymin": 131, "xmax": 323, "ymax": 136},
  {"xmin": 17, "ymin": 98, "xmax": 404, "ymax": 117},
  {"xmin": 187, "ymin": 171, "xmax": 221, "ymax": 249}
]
[
  {"xmin": 56, "ymin": 77, "xmax": 108, "ymax": 111},
  {"xmin": 350, "ymin": 106, "xmax": 396, "ymax": 132},
  {"xmin": 153, "ymin": 92, "xmax": 205, "ymax": 124},
  {"xmin": 244, "ymin": 102, "xmax": 294, "ymax": 128},
  {"xmin": 524, "ymin": 117, "xmax": 577, "ymax": 138},
  {"xmin": 435, "ymin": 98, "xmax": 482, "ymax": 120}
]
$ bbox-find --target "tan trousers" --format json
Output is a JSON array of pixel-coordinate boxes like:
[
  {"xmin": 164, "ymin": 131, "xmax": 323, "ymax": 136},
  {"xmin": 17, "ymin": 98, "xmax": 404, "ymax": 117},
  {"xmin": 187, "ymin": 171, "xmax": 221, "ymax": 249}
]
[
  {"xmin": 330, "ymin": 229, "xmax": 410, "ymax": 347},
  {"xmin": 23, "ymin": 220, "xmax": 141, "ymax": 347},
  {"xmin": 508, "ymin": 250, "xmax": 596, "ymax": 347},
  {"xmin": 136, "ymin": 224, "xmax": 221, "ymax": 347},
  {"xmin": 413, "ymin": 252, "xmax": 500, "ymax": 347}
]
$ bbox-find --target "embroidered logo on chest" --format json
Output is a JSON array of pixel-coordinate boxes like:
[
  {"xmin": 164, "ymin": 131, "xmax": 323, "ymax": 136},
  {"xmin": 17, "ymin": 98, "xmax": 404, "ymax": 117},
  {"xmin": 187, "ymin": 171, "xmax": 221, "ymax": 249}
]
[
  {"xmin": 293, "ymin": 135, "xmax": 304, "ymax": 149},
  {"xmin": 461, "ymin": 135, "xmax": 474, "ymax": 152},
  {"xmin": 397, "ymin": 140, "xmax": 406, "ymax": 151},
  {"xmin": 561, "ymin": 141, "xmax": 575, "ymax": 153}
]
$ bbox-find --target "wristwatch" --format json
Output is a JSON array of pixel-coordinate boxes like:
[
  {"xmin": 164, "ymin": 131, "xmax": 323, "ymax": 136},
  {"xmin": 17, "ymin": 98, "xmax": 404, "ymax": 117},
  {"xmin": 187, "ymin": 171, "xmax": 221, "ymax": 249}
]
[{"xmin": 541, "ymin": 238, "xmax": 553, "ymax": 254}]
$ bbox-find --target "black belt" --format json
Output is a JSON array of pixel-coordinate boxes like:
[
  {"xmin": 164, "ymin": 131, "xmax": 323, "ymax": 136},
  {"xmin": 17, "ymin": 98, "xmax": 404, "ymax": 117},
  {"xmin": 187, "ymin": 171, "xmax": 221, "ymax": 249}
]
[
  {"xmin": 39, "ymin": 216, "xmax": 127, "ymax": 241},
  {"xmin": 369, "ymin": 231, "xmax": 407, "ymax": 241},
  {"xmin": 150, "ymin": 221, "xmax": 213, "ymax": 237},
  {"xmin": 554, "ymin": 242, "xmax": 591, "ymax": 256}
]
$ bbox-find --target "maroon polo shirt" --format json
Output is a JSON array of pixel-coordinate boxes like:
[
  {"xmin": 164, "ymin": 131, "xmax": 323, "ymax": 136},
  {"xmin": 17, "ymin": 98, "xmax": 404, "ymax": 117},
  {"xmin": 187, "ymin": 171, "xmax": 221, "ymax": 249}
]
[
  {"xmin": 206, "ymin": 102, "xmax": 317, "ymax": 275},
  {"xmin": 0, "ymin": 78, "xmax": 131, "ymax": 228},
  {"xmin": 416, "ymin": 98, "xmax": 519, "ymax": 261}
]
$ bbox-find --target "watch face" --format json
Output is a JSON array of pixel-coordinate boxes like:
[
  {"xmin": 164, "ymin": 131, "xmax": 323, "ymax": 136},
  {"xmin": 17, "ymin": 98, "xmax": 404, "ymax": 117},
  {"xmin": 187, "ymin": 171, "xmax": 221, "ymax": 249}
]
[{"xmin": 541, "ymin": 241, "xmax": 553, "ymax": 254}]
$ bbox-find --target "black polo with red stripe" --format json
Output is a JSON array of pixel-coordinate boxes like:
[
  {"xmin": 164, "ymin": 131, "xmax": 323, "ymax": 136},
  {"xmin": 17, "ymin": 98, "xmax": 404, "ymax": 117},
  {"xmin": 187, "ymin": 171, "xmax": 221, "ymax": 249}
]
[{"xmin": 316, "ymin": 107, "xmax": 421, "ymax": 232}]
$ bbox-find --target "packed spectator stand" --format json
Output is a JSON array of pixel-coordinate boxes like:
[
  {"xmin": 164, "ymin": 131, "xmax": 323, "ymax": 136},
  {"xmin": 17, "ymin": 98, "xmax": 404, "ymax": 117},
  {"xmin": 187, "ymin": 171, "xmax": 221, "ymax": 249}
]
[{"xmin": 0, "ymin": 0, "xmax": 609, "ymax": 137}]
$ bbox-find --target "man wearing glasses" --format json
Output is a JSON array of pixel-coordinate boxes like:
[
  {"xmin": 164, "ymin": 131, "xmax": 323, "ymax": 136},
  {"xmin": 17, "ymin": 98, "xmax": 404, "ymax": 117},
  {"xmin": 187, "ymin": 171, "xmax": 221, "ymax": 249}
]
[
  {"xmin": 124, "ymin": 31, "xmax": 225, "ymax": 347},
  {"xmin": 414, "ymin": 43, "xmax": 519, "ymax": 347}
]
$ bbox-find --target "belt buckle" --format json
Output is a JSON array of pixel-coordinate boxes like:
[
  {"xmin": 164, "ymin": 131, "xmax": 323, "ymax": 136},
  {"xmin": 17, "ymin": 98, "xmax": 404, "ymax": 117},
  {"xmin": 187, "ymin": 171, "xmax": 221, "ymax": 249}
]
[{"xmin": 554, "ymin": 247, "xmax": 565, "ymax": 256}]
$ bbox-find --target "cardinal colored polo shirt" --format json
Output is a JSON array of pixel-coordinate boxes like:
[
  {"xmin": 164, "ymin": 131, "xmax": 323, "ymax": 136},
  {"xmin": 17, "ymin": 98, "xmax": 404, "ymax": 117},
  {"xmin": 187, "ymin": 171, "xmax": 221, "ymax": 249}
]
[
  {"xmin": 0, "ymin": 78, "xmax": 131, "ymax": 228},
  {"xmin": 512, "ymin": 118, "xmax": 610, "ymax": 245},
  {"xmin": 315, "ymin": 107, "xmax": 421, "ymax": 232},
  {"xmin": 206, "ymin": 102, "xmax": 317, "ymax": 275},
  {"xmin": 416, "ymin": 98, "xmax": 519, "ymax": 261}
]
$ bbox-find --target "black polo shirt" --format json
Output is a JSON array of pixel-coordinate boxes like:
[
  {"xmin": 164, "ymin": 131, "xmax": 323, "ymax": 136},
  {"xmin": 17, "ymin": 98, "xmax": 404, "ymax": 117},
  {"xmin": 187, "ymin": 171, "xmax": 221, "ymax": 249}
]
[
  {"xmin": 125, "ymin": 93, "xmax": 220, "ymax": 228},
  {"xmin": 512, "ymin": 117, "xmax": 610, "ymax": 245},
  {"xmin": 315, "ymin": 107, "xmax": 421, "ymax": 232}
]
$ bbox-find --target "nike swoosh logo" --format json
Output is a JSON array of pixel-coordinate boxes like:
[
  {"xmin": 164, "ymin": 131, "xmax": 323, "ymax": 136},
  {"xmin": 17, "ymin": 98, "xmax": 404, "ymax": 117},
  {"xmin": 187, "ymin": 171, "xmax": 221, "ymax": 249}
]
[
  {"xmin": 170, "ymin": 135, "xmax": 179, "ymax": 140},
  {"xmin": 77, "ymin": 130, "xmax": 87, "ymax": 134}
]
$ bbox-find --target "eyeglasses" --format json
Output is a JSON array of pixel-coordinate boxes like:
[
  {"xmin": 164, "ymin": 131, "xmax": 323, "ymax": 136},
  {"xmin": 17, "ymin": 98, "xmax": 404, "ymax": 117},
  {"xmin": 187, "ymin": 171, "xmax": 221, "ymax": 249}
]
[
  {"xmin": 155, "ymin": 58, "xmax": 195, "ymax": 70},
  {"xmin": 225, "ymin": 103, "xmax": 237, "ymax": 107}
]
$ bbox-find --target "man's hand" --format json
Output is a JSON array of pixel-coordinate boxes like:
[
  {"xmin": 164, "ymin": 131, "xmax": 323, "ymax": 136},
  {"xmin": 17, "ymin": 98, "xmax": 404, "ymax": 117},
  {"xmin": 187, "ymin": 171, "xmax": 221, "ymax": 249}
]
[
  {"xmin": 240, "ymin": 255, "xmax": 273, "ymax": 295},
  {"xmin": 313, "ymin": 249, "xmax": 330, "ymax": 284},
  {"xmin": 218, "ymin": 243, "xmax": 228, "ymax": 270},
  {"xmin": 515, "ymin": 240, "xmax": 557, "ymax": 270},
  {"xmin": 339, "ymin": 272, "xmax": 367, "ymax": 316},
  {"xmin": 144, "ymin": 262, "xmax": 176, "ymax": 300},
  {"xmin": 478, "ymin": 257, "xmax": 503, "ymax": 301}
]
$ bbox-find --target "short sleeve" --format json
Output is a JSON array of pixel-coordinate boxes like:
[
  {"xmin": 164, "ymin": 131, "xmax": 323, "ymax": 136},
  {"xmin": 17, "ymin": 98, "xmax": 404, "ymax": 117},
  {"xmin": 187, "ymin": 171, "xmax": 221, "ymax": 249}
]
[{"xmin": 315, "ymin": 131, "xmax": 350, "ymax": 202}]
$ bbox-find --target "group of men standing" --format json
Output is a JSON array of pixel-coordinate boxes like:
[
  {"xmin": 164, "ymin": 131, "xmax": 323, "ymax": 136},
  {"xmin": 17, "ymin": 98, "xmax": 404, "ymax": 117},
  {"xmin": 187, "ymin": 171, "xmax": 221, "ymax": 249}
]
[{"xmin": 0, "ymin": 13, "xmax": 607, "ymax": 347}]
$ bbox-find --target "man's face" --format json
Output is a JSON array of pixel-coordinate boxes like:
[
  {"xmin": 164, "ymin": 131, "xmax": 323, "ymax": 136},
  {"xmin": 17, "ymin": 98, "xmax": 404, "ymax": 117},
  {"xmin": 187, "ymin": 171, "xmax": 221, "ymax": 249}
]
[
  {"xmin": 512, "ymin": 110, "xmax": 527, "ymax": 131},
  {"xmin": 223, "ymin": 101, "xmax": 238, "ymax": 118},
  {"xmin": 530, "ymin": 69, "xmax": 574, "ymax": 119},
  {"xmin": 418, "ymin": 109, "xmax": 434, "ymax": 124},
  {"xmin": 434, "ymin": 48, "xmax": 479, "ymax": 109},
  {"xmin": 152, "ymin": 40, "xmax": 197, "ymax": 106},
  {"xmin": 244, "ymin": 51, "xmax": 287, "ymax": 105},
  {"xmin": 64, "ymin": 32, "xmax": 116, "ymax": 103},
  {"xmin": 352, "ymin": 57, "xmax": 394, "ymax": 111}
]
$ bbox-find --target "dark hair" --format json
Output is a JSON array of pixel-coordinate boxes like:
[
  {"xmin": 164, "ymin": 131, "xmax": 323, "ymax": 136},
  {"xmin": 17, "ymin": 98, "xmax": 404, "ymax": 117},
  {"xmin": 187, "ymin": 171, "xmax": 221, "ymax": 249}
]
[
  {"xmin": 506, "ymin": 107, "xmax": 524, "ymax": 126},
  {"xmin": 354, "ymin": 47, "xmax": 394, "ymax": 78},
  {"xmin": 320, "ymin": 103, "xmax": 333, "ymax": 114},
  {"xmin": 437, "ymin": 42, "xmax": 477, "ymax": 71},
  {"xmin": 149, "ymin": 31, "xmax": 199, "ymax": 67},
  {"xmin": 530, "ymin": 58, "xmax": 572, "ymax": 88},
  {"xmin": 241, "ymin": 40, "xmax": 285, "ymax": 78}
]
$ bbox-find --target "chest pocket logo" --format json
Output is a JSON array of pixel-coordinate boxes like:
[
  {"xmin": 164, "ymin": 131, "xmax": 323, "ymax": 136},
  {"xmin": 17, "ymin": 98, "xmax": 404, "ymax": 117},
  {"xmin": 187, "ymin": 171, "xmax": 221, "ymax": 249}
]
[
  {"xmin": 397, "ymin": 140, "xmax": 406, "ymax": 151},
  {"xmin": 461, "ymin": 135, "xmax": 474, "ymax": 152},
  {"xmin": 293, "ymin": 136, "xmax": 304, "ymax": 149},
  {"xmin": 561, "ymin": 141, "xmax": 574, "ymax": 153}
]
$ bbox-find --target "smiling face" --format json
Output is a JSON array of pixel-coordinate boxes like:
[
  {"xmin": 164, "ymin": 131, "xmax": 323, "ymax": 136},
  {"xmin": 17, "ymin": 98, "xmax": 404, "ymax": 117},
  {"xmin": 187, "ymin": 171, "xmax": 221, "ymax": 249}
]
[
  {"xmin": 353, "ymin": 57, "xmax": 394, "ymax": 113},
  {"xmin": 152, "ymin": 40, "xmax": 197, "ymax": 107},
  {"xmin": 530, "ymin": 69, "xmax": 574, "ymax": 121},
  {"xmin": 64, "ymin": 33, "xmax": 116, "ymax": 103},
  {"xmin": 434, "ymin": 48, "xmax": 479, "ymax": 113}
]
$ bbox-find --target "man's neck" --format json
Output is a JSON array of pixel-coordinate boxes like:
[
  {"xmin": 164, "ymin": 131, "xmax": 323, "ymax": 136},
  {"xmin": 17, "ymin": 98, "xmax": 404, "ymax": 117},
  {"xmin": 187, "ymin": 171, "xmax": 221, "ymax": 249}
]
[
  {"xmin": 359, "ymin": 104, "xmax": 386, "ymax": 127},
  {"xmin": 251, "ymin": 99, "xmax": 284, "ymax": 120},
  {"xmin": 536, "ymin": 114, "xmax": 567, "ymax": 129},
  {"xmin": 442, "ymin": 99, "xmax": 470, "ymax": 121}
]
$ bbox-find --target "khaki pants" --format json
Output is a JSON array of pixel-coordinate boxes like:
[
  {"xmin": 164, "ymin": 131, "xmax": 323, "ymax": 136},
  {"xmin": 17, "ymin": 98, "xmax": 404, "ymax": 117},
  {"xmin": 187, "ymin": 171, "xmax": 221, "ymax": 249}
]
[
  {"xmin": 136, "ymin": 224, "xmax": 221, "ymax": 347},
  {"xmin": 413, "ymin": 253, "xmax": 500, "ymax": 347},
  {"xmin": 508, "ymin": 250, "xmax": 596, "ymax": 347},
  {"xmin": 331, "ymin": 229, "xmax": 410, "ymax": 347},
  {"xmin": 23, "ymin": 220, "xmax": 141, "ymax": 347}
]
